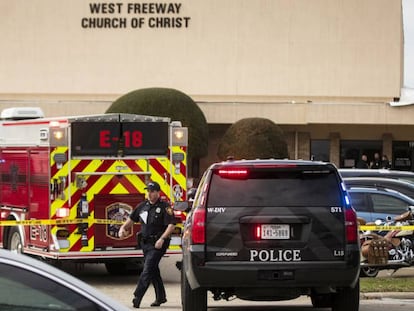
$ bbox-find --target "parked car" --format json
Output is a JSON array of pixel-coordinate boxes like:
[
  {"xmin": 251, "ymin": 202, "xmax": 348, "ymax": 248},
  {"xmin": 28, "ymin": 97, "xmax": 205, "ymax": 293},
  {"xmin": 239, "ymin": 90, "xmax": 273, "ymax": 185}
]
[
  {"xmin": 0, "ymin": 249, "xmax": 130, "ymax": 311},
  {"xmin": 347, "ymin": 186, "xmax": 414, "ymax": 222},
  {"xmin": 343, "ymin": 177, "xmax": 414, "ymax": 199},
  {"xmin": 179, "ymin": 159, "xmax": 360, "ymax": 311},
  {"xmin": 339, "ymin": 168, "xmax": 414, "ymax": 183}
]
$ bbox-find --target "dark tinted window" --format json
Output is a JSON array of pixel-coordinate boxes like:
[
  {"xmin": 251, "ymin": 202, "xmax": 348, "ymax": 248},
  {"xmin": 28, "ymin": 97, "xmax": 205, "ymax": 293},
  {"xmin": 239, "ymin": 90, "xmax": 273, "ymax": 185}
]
[
  {"xmin": 0, "ymin": 263, "xmax": 101, "ymax": 310},
  {"xmin": 311, "ymin": 139, "xmax": 330, "ymax": 162},
  {"xmin": 208, "ymin": 168, "xmax": 342, "ymax": 207}
]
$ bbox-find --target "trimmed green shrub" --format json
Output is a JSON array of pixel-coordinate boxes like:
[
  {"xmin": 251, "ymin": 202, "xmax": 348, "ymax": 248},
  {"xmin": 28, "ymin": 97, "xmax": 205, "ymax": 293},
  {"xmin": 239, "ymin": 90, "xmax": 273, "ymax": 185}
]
[
  {"xmin": 106, "ymin": 87, "xmax": 208, "ymax": 160},
  {"xmin": 217, "ymin": 118, "xmax": 288, "ymax": 160}
]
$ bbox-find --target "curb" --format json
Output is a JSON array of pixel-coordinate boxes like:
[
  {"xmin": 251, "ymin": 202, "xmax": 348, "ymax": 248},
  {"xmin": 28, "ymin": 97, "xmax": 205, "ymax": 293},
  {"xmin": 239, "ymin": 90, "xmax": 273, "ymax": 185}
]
[{"xmin": 361, "ymin": 292, "xmax": 414, "ymax": 300}]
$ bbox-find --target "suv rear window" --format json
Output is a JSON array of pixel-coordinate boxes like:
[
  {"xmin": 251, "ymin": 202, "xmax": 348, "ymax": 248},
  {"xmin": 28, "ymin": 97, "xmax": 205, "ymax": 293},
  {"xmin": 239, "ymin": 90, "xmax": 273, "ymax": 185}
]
[{"xmin": 208, "ymin": 168, "xmax": 342, "ymax": 207}]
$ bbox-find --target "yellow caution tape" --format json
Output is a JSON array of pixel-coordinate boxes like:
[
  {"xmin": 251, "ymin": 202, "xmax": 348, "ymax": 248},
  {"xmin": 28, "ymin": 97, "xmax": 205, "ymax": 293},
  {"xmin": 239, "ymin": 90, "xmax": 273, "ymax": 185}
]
[
  {"xmin": 0, "ymin": 218, "xmax": 126, "ymax": 226},
  {"xmin": 1, "ymin": 220, "xmax": 410, "ymax": 231},
  {"xmin": 360, "ymin": 225, "xmax": 414, "ymax": 231}
]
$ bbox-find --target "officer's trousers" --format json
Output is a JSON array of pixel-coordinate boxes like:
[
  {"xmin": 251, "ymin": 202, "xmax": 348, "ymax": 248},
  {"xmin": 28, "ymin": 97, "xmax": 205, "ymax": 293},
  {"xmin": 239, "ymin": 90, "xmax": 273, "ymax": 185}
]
[{"xmin": 133, "ymin": 241, "xmax": 169, "ymax": 303}]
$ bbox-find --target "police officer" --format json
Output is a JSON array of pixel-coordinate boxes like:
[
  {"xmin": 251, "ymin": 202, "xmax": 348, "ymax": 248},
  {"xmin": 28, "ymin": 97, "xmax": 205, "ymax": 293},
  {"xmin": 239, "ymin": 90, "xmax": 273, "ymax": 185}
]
[{"xmin": 118, "ymin": 181, "xmax": 176, "ymax": 308}]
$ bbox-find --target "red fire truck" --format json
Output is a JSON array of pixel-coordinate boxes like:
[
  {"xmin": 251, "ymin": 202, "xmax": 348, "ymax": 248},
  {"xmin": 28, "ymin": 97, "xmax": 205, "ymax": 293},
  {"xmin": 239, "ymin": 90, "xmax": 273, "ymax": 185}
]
[{"xmin": 0, "ymin": 107, "xmax": 188, "ymax": 274}]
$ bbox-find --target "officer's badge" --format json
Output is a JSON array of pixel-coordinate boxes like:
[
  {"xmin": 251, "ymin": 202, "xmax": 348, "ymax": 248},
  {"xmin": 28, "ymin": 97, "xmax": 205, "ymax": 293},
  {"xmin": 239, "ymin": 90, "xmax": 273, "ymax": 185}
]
[
  {"xmin": 166, "ymin": 207, "xmax": 174, "ymax": 215},
  {"xmin": 155, "ymin": 207, "xmax": 161, "ymax": 213}
]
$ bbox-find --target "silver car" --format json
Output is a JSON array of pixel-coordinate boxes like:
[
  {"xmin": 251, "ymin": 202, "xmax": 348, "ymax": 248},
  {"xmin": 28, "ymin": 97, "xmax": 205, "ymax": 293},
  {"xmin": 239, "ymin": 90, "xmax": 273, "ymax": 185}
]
[{"xmin": 0, "ymin": 249, "xmax": 130, "ymax": 311}]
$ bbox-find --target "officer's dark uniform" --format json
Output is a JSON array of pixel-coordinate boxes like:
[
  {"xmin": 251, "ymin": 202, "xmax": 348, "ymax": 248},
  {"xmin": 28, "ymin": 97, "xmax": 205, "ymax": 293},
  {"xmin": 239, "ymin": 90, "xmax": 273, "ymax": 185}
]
[{"xmin": 130, "ymin": 189, "xmax": 176, "ymax": 307}]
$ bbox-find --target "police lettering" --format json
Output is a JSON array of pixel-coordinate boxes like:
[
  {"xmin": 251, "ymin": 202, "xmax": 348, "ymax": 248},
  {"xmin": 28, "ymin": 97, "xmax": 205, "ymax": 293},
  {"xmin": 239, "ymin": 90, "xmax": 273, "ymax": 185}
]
[{"xmin": 249, "ymin": 249, "xmax": 302, "ymax": 262}]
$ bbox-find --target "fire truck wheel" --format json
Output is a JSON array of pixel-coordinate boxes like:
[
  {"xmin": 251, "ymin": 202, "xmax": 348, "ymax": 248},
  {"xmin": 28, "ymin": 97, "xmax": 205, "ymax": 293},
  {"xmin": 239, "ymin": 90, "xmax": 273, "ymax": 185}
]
[{"xmin": 8, "ymin": 227, "xmax": 23, "ymax": 254}]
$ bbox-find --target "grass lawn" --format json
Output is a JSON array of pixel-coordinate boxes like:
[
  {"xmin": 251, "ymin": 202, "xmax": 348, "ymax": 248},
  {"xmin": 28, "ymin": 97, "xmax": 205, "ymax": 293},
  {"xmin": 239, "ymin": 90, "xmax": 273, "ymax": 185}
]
[{"xmin": 360, "ymin": 269, "xmax": 414, "ymax": 292}]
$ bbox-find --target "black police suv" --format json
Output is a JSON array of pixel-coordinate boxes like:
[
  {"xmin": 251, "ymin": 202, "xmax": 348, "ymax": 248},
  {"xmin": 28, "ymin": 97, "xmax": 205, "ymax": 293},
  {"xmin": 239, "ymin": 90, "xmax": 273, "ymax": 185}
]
[{"xmin": 181, "ymin": 160, "xmax": 360, "ymax": 311}]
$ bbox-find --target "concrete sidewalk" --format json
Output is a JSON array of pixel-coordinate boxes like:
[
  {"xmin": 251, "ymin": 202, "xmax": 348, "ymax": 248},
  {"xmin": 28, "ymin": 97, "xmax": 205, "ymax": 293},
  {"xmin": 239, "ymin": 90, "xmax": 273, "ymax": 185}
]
[{"xmin": 362, "ymin": 292, "xmax": 414, "ymax": 300}]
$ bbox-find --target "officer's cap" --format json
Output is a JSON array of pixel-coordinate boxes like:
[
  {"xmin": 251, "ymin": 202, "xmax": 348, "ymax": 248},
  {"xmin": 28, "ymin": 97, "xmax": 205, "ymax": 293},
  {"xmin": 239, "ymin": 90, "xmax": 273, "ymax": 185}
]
[{"xmin": 145, "ymin": 181, "xmax": 161, "ymax": 192}]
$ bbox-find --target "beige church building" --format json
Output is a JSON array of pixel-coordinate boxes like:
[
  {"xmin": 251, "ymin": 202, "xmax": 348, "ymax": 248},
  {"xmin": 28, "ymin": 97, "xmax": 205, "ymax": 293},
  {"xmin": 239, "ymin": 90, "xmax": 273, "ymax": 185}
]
[{"xmin": 1, "ymin": 0, "xmax": 413, "ymax": 176}]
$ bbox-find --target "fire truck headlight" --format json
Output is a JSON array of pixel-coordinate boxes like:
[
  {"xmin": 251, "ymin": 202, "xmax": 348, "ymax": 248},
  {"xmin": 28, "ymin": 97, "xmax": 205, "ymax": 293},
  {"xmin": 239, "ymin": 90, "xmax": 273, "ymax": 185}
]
[{"xmin": 172, "ymin": 127, "xmax": 188, "ymax": 146}]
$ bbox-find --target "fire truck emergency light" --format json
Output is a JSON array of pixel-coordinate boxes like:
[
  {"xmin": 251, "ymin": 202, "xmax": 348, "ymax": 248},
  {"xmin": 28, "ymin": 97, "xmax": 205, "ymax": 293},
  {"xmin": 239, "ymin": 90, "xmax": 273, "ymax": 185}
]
[
  {"xmin": 53, "ymin": 130, "xmax": 64, "ymax": 140},
  {"xmin": 172, "ymin": 127, "xmax": 188, "ymax": 146},
  {"xmin": 50, "ymin": 128, "xmax": 67, "ymax": 146},
  {"xmin": 175, "ymin": 130, "xmax": 184, "ymax": 139}
]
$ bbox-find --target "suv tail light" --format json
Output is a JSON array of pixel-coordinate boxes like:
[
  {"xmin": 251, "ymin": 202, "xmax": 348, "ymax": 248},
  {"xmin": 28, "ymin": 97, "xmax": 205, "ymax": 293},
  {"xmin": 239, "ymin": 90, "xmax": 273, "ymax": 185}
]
[
  {"xmin": 191, "ymin": 207, "xmax": 206, "ymax": 244},
  {"xmin": 344, "ymin": 206, "xmax": 358, "ymax": 243}
]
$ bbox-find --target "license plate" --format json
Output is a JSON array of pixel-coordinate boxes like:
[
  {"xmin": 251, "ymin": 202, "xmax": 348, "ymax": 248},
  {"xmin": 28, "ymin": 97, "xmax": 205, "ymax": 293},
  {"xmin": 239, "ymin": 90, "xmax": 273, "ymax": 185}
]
[{"xmin": 261, "ymin": 224, "xmax": 290, "ymax": 239}]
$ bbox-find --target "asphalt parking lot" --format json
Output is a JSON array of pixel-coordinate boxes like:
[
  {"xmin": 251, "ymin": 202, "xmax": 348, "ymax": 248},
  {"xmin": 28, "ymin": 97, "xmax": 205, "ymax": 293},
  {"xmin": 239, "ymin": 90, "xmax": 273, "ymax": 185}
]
[{"xmin": 81, "ymin": 256, "xmax": 414, "ymax": 310}]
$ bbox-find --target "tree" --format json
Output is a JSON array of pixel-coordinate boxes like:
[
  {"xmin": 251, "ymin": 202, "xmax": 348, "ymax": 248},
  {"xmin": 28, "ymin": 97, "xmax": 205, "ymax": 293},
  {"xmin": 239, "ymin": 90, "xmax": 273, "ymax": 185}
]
[
  {"xmin": 217, "ymin": 118, "xmax": 288, "ymax": 160},
  {"xmin": 106, "ymin": 88, "xmax": 209, "ymax": 175}
]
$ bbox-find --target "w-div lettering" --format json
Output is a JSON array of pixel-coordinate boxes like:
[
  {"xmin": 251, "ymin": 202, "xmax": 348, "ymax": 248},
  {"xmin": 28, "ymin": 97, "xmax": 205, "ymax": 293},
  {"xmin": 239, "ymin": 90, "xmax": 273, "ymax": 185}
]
[{"xmin": 207, "ymin": 207, "xmax": 226, "ymax": 213}]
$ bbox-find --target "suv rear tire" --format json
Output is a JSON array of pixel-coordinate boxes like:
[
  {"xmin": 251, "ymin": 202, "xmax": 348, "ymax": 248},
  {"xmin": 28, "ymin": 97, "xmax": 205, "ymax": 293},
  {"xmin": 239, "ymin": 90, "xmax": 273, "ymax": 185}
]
[
  {"xmin": 332, "ymin": 280, "xmax": 360, "ymax": 311},
  {"xmin": 181, "ymin": 267, "xmax": 207, "ymax": 311}
]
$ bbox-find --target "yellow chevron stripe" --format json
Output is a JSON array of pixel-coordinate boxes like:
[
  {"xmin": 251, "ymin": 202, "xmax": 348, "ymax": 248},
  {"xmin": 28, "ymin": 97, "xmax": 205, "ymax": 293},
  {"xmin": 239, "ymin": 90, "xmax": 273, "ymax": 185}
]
[
  {"xmin": 50, "ymin": 148, "xmax": 81, "ymax": 215},
  {"xmin": 153, "ymin": 147, "xmax": 187, "ymax": 197},
  {"xmin": 50, "ymin": 157, "xmax": 92, "ymax": 252},
  {"xmin": 65, "ymin": 229, "xmax": 81, "ymax": 253},
  {"xmin": 81, "ymin": 236, "xmax": 94, "ymax": 252},
  {"xmin": 85, "ymin": 175, "xmax": 111, "ymax": 199},
  {"xmin": 50, "ymin": 147, "xmax": 70, "ymax": 214},
  {"xmin": 110, "ymin": 183, "xmax": 128, "ymax": 194},
  {"xmin": 82, "ymin": 159, "xmax": 104, "ymax": 176},
  {"xmin": 148, "ymin": 159, "xmax": 170, "ymax": 199},
  {"xmin": 63, "ymin": 212, "xmax": 97, "ymax": 253},
  {"xmin": 134, "ymin": 159, "xmax": 152, "ymax": 193},
  {"xmin": 68, "ymin": 160, "xmax": 139, "ymax": 252},
  {"xmin": 50, "ymin": 146, "xmax": 68, "ymax": 167},
  {"xmin": 50, "ymin": 152, "xmax": 186, "ymax": 253}
]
